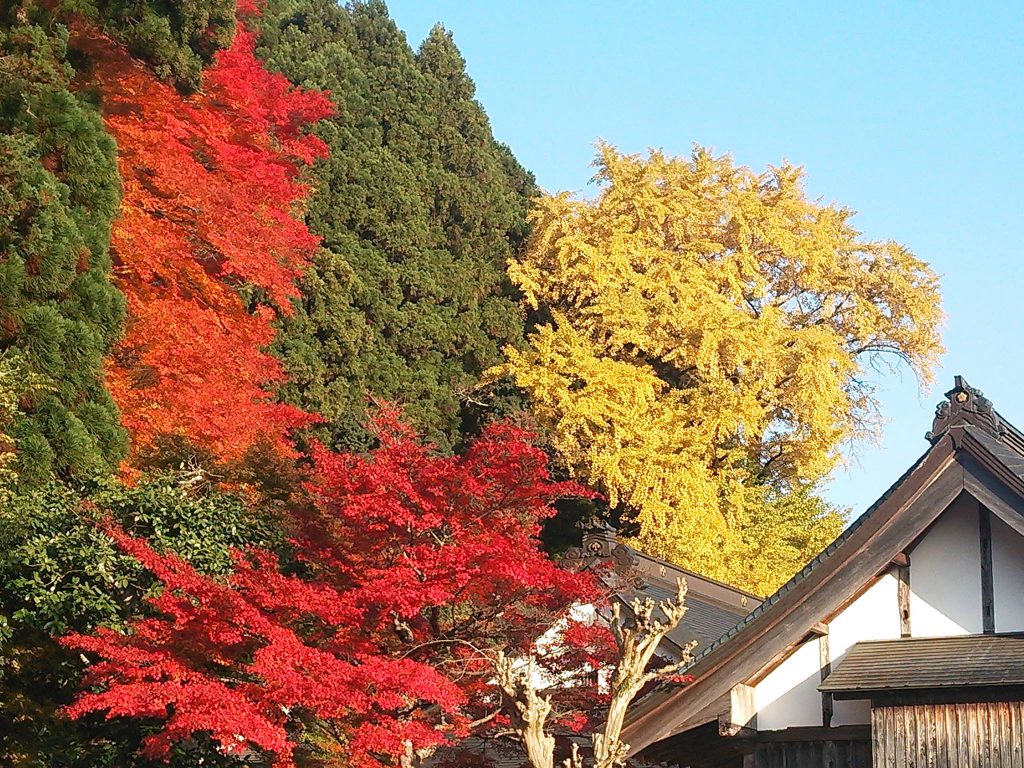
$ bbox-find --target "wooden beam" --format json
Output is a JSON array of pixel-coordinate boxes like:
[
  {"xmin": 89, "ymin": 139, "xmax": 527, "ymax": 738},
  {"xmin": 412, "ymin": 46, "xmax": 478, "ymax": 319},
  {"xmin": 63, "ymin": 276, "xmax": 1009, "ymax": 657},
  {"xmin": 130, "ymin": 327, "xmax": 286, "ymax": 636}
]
[
  {"xmin": 819, "ymin": 631, "xmax": 833, "ymax": 727},
  {"xmin": 733, "ymin": 725, "xmax": 871, "ymax": 743},
  {"xmin": 980, "ymin": 504, "xmax": 995, "ymax": 634},
  {"xmin": 718, "ymin": 713, "xmax": 756, "ymax": 739},
  {"xmin": 897, "ymin": 562, "xmax": 911, "ymax": 638},
  {"xmin": 963, "ymin": 453, "xmax": 1024, "ymax": 537},
  {"xmin": 890, "ymin": 552, "xmax": 910, "ymax": 568},
  {"xmin": 720, "ymin": 683, "xmax": 757, "ymax": 737}
]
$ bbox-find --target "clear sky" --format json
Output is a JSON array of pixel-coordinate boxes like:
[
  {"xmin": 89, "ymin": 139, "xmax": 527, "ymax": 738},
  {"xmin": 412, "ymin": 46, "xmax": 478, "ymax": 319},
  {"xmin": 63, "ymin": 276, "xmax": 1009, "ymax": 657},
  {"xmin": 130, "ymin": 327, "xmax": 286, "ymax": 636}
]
[{"xmin": 389, "ymin": 0, "xmax": 1024, "ymax": 516}]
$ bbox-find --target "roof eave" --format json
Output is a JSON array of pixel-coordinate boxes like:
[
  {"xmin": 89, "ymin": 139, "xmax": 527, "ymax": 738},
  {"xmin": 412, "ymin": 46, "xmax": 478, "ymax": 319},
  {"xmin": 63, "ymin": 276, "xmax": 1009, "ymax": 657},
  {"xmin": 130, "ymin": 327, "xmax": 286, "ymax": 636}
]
[{"xmin": 623, "ymin": 433, "xmax": 960, "ymax": 754}]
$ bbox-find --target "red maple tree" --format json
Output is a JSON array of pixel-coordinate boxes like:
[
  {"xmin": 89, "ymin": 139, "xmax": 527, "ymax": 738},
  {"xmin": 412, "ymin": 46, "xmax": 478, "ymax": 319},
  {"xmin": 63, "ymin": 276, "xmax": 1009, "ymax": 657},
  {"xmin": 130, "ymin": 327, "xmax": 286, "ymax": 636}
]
[
  {"xmin": 62, "ymin": 413, "xmax": 602, "ymax": 767},
  {"xmin": 72, "ymin": 6, "xmax": 333, "ymax": 463}
]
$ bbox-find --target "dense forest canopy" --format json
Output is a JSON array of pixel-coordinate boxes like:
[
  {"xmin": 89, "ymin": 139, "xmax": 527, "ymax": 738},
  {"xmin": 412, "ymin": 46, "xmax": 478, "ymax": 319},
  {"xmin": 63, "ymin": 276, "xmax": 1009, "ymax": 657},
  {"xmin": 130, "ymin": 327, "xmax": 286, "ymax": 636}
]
[{"xmin": 258, "ymin": 0, "xmax": 536, "ymax": 453}]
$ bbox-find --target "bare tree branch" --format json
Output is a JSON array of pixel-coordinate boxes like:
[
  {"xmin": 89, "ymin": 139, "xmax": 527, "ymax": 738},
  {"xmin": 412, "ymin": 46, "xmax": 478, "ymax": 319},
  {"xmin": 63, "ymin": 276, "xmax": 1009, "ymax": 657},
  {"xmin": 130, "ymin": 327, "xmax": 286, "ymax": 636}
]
[{"xmin": 497, "ymin": 579, "xmax": 694, "ymax": 768}]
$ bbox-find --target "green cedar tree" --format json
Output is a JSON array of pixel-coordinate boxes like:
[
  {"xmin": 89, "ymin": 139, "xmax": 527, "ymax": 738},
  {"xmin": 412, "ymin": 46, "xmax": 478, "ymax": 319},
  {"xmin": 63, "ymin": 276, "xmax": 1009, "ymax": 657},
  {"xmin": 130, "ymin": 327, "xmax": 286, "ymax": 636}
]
[
  {"xmin": 0, "ymin": 13, "xmax": 127, "ymax": 487},
  {"xmin": 78, "ymin": 0, "xmax": 237, "ymax": 90},
  {"xmin": 257, "ymin": 0, "xmax": 536, "ymax": 452},
  {"xmin": 0, "ymin": 474, "xmax": 279, "ymax": 767}
]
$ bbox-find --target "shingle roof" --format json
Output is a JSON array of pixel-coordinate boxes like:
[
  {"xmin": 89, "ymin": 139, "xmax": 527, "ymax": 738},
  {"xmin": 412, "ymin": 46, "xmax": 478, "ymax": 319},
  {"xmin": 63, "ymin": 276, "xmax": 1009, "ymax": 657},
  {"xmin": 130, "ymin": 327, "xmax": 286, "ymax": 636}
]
[
  {"xmin": 820, "ymin": 634, "xmax": 1024, "ymax": 695},
  {"xmin": 623, "ymin": 377, "xmax": 1024, "ymax": 753},
  {"xmin": 592, "ymin": 541, "xmax": 759, "ymax": 658},
  {"xmin": 616, "ymin": 579, "xmax": 754, "ymax": 657},
  {"xmin": 964, "ymin": 422, "xmax": 1024, "ymax": 482}
]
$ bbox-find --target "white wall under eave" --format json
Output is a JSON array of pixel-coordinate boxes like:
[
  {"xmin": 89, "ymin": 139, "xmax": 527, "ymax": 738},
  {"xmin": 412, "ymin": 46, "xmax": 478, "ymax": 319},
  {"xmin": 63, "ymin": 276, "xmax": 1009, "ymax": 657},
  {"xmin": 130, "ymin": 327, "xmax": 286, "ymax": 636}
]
[
  {"xmin": 908, "ymin": 493, "xmax": 983, "ymax": 637},
  {"xmin": 742, "ymin": 491, "xmax": 1015, "ymax": 734},
  {"xmin": 751, "ymin": 576, "xmax": 902, "ymax": 731},
  {"xmin": 828, "ymin": 574, "xmax": 901, "ymax": 726},
  {"xmin": 753, "ymin": 638, "xmax": 822, "ymax": 731},
  {"xmin": 992, "ymin": 514, "xmax": 1024, "ymax": 632}
]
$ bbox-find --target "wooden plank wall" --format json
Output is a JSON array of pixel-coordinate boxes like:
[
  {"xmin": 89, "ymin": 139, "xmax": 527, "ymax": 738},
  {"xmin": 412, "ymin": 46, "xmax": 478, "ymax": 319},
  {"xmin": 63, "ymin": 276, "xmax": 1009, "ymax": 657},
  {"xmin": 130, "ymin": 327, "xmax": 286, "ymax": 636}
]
[
  {"xmin": 872, "ymin": 701, "xmax": 1024, "ymax": 767},
  {"xmin": 638, "ymin": 720, "xmax": 745, "ymax": 768},
  {"xmin": 752, "ymin": 738, "xmax": 871, "ymax": 768}
]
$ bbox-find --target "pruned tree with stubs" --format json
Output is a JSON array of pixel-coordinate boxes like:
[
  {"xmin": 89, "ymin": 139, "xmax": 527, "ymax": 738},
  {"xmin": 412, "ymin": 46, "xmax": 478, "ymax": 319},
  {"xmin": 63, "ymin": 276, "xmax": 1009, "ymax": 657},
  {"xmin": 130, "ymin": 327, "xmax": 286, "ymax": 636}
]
[{"xmin": 495, "ymin": 580, "xmax": 694, "ymax": 768}]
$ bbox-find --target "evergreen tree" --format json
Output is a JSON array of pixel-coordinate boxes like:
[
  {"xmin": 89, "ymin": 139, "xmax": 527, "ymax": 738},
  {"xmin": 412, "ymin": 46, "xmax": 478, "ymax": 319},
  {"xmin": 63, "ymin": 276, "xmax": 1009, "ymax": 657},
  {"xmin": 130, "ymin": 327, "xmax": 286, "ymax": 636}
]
[
  {"xmin": 258, "ymin": 0, "xmax": 536, "ymax": 452},
  {"xmin": 77, "ymin": 5, "xmax": 330, "ymax": 468},
  {"xmin": 83, "ymin": 0, "xmax": 237, "ymax": 90},
  {"xmin": 0, "ymin": 474, "xmax": 280, "ymax": 767},
  {"xmin": 0, "ymin": 13, "xmax": 127, "ymax": 486}
]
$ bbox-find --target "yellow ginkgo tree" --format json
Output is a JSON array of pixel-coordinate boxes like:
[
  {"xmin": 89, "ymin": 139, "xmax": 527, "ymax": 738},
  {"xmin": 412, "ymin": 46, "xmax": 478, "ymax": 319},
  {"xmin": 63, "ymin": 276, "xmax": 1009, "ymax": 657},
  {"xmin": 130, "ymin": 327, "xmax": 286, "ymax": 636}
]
[{"xmin": 495, "ymin": 144, "xmax": 944, "ymax": 594}]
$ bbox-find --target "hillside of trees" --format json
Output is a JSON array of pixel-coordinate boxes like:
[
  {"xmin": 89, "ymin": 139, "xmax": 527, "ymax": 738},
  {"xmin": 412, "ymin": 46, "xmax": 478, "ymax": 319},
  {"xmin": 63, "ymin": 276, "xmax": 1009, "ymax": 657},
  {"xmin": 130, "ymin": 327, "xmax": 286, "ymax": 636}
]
[{"xmin": 0, "ymin": 1, "xmax": 943, "ymax": 765}]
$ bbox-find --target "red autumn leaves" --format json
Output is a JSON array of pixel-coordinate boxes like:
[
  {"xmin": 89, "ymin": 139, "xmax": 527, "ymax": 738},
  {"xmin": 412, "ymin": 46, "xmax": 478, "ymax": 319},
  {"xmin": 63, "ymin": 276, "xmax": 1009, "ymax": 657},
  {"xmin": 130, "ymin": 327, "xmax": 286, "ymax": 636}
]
[
  {"xmin": 62, "ymin": 414, "xmax": 600, "ymax": 767},
  {"xmin": 73, "ymin": 9, "xmax": 332, "ymax": 462},
  {"xmin": 61, "ymin": 6, "xmax": 611, "ymax": 766}
]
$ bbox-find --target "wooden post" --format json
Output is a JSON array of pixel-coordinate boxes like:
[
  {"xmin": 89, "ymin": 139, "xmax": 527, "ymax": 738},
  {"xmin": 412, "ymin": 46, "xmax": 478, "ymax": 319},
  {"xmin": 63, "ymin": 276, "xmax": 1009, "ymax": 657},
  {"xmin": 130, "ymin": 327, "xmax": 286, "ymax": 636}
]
[
  {"xmin": 979, "ymin": 505, "xmax": 995, "ymax": 634},
  {"xmin": 819, "ymin": 630, "xmax": 833, "ymax": 728},
  {"xmin": 896, "ymin": 562, "xmax": 911, "ymax": 638}
]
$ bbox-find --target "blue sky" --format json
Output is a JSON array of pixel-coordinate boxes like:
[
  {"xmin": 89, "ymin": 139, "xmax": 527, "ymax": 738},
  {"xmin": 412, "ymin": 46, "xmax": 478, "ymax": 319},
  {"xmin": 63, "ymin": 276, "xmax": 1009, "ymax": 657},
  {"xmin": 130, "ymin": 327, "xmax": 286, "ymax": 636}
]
[{"xmin": 389, "ymin": 0, "xmax": 1024, "ymax": 516}]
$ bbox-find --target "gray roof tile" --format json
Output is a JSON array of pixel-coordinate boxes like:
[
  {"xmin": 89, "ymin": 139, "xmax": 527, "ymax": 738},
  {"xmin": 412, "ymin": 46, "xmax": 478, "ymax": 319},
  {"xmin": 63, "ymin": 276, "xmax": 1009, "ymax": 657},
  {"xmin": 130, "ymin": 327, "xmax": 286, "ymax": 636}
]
[{"xmin": 820, "ymin": 634, "xmax": 1024, "ymax": 694}]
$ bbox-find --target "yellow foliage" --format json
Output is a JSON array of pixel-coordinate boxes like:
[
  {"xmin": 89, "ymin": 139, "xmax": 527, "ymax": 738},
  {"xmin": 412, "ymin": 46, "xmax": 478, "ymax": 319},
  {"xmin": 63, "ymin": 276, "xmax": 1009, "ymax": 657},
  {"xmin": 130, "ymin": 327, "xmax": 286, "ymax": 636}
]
[
  {"xmin": 0, "ymin": 358, "xmax": 22, "ymax": 502},
  {"xmin": 496, "ymin": 144, "xmax": 943, "ymax": 594}
]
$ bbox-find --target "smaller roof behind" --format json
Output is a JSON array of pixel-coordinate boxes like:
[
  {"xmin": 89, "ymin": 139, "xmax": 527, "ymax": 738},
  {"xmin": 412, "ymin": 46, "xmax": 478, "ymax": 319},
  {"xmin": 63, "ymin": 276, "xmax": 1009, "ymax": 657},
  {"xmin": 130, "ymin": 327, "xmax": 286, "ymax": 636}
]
[
  {"xmin": 568, "ymin": 529, "xmax": 760, "ymax": 658},
  {"xmin": 820, "ymin": 634, "xmax": 1024, "ymax": 696}
]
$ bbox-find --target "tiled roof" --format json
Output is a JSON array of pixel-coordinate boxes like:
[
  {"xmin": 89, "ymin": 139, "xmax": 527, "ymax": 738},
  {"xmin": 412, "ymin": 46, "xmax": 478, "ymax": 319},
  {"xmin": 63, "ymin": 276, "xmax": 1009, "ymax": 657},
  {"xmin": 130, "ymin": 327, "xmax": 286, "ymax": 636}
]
[
  {"xmin": 820, "ymin": 634, "xmax": 1024, "ymax": 694},
  {"xmin": 661, "ymin": 586, "xmax": 750, "ymax": 656},
  {"xmin": 594, "ymin": 540, "xmax": 759, "ymax": 658},
  {"xmin": 682, "ymin": 406, "xmax": 1024, "ymax": 671}
]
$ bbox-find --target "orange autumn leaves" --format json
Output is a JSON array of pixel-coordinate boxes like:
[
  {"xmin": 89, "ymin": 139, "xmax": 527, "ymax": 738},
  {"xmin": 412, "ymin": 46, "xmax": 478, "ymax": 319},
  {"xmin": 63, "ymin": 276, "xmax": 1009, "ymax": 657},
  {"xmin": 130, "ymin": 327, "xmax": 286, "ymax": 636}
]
[{"xmin": 73, "ymin": 10, "xmax": 333, "ymax": 463}]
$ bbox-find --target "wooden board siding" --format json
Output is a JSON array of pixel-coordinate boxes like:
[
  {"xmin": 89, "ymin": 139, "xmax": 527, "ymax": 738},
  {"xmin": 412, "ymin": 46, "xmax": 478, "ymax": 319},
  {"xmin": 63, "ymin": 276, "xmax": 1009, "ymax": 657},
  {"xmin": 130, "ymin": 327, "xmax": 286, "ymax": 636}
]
[
  {"xmin": 871, "ymin": 701, "xmax": 1024, "ymax": 767},
  {"xmin": 753, "ymin": 739, "xmax": 871, "ymax": 768},
  {"xmin": 638, "ymin": 720, "xmax": 745, "ymax": 768},
  {"xmin": 749, "ymin": 727, "xmax": 871, "ymax": 768}
]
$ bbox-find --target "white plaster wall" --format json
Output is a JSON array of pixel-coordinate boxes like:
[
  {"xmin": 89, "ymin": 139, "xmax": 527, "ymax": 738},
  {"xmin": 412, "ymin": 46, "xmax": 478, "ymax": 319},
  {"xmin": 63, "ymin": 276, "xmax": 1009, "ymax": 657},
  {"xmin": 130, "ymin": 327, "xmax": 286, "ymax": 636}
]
[
  {"xmin": 908, "ymin": 493, "xmax": 983, "ymax": 637},
  {"xmin": 992, "ymin": 514, "xmax": 1024, "ymax": 632},
  {"xmin": 531, "ymin": 603, "xmax": 598, "ymax": 688},
  {"xmin": 744, "ymin": 494, "xmax": 1012, "ymax": 733},
  {"xmin": 753, "ymin": 638, "xmax": 822, "ymax": 730},
  {"xmin": 828, "ymin": 574, "xmax": 901, "ymax": 726},
  {"xmin": 750, "ymin": 574, "xmax": 919, "ymax": 730}
]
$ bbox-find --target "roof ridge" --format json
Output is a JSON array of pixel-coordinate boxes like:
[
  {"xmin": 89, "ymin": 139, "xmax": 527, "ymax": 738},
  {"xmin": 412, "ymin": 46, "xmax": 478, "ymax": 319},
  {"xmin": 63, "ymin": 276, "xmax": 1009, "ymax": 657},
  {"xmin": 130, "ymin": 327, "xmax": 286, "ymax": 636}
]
[{"xmin": 627, "ymin": 547, "xmax": 764, "ymax": 601}]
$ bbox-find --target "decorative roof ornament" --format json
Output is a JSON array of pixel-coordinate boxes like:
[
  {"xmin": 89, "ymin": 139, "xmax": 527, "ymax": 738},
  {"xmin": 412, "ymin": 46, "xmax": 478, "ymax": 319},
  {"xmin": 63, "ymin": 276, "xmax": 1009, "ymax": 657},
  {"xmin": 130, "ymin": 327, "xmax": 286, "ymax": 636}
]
[
  {"xmin": 926, "ymin": 375, "xmax": 1005, "ymax": 443},
  {"xmin": 563, "ymin": 518, "xmax": 636, "ymax": 571}
]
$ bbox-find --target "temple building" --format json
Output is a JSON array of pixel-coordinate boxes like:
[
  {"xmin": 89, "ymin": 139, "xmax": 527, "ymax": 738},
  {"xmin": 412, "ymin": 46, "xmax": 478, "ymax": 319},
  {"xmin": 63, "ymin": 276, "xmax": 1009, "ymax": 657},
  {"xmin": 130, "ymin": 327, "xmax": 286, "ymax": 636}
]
[{"xmin": 618, "ymin": 377, "xmax": 1024, "ymax": 767}]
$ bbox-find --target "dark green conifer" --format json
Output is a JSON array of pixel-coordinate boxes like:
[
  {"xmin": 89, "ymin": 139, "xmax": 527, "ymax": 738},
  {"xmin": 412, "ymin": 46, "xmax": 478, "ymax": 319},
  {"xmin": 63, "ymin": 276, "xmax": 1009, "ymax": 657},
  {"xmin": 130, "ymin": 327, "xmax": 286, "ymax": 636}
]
[
  {"xmin": 258, "ymin": 0, "xmax": 536, "ymax": 451},
  {"xmin": 0, "ymin": 15, "xmax": 127, "ymax": 486},
  {"xmin": 0, "ymin": 474, "xmax": 280, "ymax": 766},
  {"xmin": 85, "ymin": 0, "xmax": 236, "ymax": 90}
]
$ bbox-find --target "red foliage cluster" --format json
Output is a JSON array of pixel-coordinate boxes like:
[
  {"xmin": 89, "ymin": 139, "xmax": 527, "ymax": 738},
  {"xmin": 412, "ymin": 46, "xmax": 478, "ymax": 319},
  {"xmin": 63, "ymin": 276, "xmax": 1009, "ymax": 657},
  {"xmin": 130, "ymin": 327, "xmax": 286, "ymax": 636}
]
[
  {"xmin": 63, "ymin": 414, "xmax": 601, "ymax": 767},
  {"xmin": 71, "ymin": 9, "xmax": 333, "ymax": 462}
]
